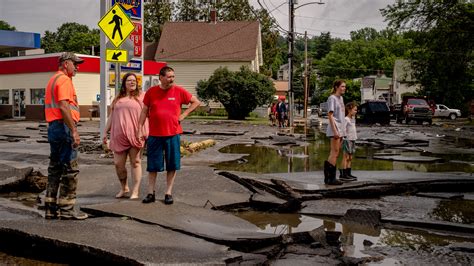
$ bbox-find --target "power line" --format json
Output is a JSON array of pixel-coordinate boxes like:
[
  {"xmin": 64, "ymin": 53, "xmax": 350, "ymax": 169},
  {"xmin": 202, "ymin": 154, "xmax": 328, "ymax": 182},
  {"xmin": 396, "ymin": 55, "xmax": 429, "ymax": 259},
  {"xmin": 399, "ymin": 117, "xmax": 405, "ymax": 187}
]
[
  {"xmin": 265, "ymin": 0, "xmax": 286, "ymax": 15},
  {"xmin": 295, "ymin": 14, "xmax": 388, "ymax": 28},
  {"xmin": 257, "ymin": 0, "xmax": 288, "ymax": 34},
  {"xmin": 266, "ymin": 0, "xmax": 288, "ymax": 16}
]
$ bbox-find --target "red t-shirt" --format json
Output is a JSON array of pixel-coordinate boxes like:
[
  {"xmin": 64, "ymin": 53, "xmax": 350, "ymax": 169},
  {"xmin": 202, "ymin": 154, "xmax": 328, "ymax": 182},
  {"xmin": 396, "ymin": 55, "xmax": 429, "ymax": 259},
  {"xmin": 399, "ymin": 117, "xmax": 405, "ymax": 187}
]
[{"xmin": 143, "ymin": 85, "xmax": 192, "ymax": 137}]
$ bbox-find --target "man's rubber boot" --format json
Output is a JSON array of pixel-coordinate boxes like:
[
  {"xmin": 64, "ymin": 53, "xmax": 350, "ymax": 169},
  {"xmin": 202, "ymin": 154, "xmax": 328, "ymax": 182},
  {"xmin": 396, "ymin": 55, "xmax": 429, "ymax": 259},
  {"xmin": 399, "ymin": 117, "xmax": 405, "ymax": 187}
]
[
  {"xmin": 59, "ymin": 207, "xmax": 88, "ymax": 220},
  {"xmin": 327, "ymin": 163, "xmax": 343, "ymax": 185},
  {"xmin": 347, "ymin": 168, "xmax": 358, "ymax": 180},
  {"xmin": 44, "ymin": 203, "xmax": 58, "ymax": 220}
]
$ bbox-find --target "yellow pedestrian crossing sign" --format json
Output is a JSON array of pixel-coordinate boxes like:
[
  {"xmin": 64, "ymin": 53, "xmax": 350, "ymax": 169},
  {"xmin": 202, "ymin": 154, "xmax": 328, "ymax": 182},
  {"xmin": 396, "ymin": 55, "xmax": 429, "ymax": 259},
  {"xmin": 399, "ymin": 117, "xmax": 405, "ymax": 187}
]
[
  {"xmin": 106, "ymin": 49, "xmax": 128, "ymax": 63},
  {"xmin": 98, "ymin": 3, "xmax": 135, "ymax": 48}
]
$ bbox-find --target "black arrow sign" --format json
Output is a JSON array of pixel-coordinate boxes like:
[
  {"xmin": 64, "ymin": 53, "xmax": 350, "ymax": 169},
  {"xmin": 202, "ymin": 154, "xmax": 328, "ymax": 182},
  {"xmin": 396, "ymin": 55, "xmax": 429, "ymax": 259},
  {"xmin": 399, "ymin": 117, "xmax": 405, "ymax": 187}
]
[{"xmin": 112, "ymin": 51, "xmax": 122, "ymax": 60}]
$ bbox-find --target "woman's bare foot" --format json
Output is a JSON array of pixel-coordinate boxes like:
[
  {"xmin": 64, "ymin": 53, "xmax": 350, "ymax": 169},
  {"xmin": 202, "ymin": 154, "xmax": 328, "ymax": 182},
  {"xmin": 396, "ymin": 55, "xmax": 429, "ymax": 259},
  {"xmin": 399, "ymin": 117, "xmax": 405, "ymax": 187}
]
[
  {"xmin": 129, "ymin": 190, "xmax": 139, "ymax": 199},
  {"xmin": 115, "ymin": 189, "xmax": 130, "ymax": 198}
]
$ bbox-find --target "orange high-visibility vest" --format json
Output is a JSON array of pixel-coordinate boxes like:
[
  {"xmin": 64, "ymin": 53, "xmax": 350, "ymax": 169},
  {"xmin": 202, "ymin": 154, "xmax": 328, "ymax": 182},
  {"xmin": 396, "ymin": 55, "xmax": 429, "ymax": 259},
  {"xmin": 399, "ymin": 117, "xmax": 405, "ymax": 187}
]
[{"xmin": 44, "ymin": 72, "xmax": 80, "ymax": 122}]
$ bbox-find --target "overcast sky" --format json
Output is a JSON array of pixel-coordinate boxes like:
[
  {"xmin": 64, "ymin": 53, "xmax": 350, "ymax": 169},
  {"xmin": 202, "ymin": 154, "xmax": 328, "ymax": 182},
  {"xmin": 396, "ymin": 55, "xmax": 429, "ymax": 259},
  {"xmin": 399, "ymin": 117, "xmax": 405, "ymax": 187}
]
[{"xmin": 0, "ymin": 0, "xmax": 395, "ymax": 39}]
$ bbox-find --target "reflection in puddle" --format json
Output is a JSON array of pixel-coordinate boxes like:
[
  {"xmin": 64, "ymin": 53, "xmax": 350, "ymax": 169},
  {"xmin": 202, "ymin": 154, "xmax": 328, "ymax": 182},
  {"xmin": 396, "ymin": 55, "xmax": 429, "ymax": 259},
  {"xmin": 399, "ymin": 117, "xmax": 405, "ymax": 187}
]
[
  {"xmin": 214, "ymin": 131, "xmax": 473, "ymax": 174},
  {"xmin": 233, "ymin": 211, "xmax": 325, "ymax": 234},
  {"xmin": 430, "ymin": 199, "xmax": 474, "ymax": 224},
  {"xmin": 233, "ymin": 211, "xmax": 473, "ymax": 260}
]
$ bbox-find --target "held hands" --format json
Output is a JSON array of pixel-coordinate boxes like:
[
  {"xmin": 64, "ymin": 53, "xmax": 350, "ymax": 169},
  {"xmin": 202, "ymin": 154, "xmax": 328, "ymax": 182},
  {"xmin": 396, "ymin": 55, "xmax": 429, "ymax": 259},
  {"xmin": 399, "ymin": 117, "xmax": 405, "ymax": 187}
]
[
  {"xmin": 136, "ymin": 128, "xmax": 144, "ymax": 142},
  {"xmin": 333, "ymin": 128, "xmax": 341, "ymax": 139}
]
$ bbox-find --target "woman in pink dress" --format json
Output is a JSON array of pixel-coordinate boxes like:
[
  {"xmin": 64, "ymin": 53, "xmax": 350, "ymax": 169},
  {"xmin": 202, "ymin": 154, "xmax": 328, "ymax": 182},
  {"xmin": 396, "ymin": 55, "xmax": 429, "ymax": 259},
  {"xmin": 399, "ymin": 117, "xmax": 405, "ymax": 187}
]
[{"xmin": 103, "ymin": 72, "xmax": 148, "ymax": 199}]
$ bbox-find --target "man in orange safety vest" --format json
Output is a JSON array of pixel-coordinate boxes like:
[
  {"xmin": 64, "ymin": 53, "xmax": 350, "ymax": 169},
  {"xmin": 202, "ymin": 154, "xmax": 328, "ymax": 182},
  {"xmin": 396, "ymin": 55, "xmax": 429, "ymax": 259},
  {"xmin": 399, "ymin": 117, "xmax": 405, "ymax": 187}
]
[{"xmin": 43, "ymin": 52, "xmax": 87, "ymax": 220}]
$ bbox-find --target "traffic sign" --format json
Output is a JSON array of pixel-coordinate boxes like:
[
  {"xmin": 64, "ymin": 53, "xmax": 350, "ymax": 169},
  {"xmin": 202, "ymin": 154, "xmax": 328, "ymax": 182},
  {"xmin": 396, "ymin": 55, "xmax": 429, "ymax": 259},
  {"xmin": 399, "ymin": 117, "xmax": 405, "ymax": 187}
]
[
  {"xmin": 106, "ymin": 49, "xmax": 128, "ymax": 63},
  {"xmin": 98, "ymin": 3, "xmax": 135, "ymax": 48}
]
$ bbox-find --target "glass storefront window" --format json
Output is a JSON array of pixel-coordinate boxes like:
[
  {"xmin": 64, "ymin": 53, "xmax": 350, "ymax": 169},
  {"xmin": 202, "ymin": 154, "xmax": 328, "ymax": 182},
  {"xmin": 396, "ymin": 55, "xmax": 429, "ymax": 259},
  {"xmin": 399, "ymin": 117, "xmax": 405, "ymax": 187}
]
[
  {"xmin": 31, "ymin": 88, "xmax": 45, "ymax": 105},
  {"xmin": 0, "ymin": 90, "xmax": 8, "ymax": 104}
]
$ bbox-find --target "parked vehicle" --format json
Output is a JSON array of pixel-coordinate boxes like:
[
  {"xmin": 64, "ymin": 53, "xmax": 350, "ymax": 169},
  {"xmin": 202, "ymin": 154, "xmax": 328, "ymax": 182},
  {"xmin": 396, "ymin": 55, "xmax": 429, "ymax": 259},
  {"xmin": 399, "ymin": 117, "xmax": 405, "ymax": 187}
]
[
  {"xmin": 434, "ymin": 104, "xmax": 461, "ymax": 120},
  {"xmin": 390, "ymin": 104, "xmax": 402, "ymax": 120},
  {"xmin": 320, "ymin": 102, "xmax": 328, "ymax": 117},
  {"xmin": 357, "ymin": 100, "xmax": 391, "ymax": 125},
  {"xmin": 310, "ymin": 105, "xmax": 321, "ymax": 116},
  {"xmin": 396, "ymin": 96, "xmax": 432, "ymax": 125}
]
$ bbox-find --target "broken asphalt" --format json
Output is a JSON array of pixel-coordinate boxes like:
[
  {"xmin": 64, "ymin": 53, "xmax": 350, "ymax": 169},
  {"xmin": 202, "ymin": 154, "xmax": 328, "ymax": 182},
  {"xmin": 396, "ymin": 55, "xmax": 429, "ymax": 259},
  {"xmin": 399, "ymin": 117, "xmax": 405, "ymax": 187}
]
[{"xmin": 0, "ymin": 118, "xmax": 473, "ymax": 264}]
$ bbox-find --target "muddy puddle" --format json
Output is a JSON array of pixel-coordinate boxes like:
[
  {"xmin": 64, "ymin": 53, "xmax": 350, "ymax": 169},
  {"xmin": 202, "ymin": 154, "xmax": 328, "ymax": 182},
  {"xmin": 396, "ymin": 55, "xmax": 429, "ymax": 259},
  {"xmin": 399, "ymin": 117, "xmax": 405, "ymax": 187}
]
[
  {"xmin": 233, "ymin": 210, "xmax": 474, "ymax": 263},
  {"xmin": 430, "ymin": 199, "xmax": 474, "ymax": 224},
  {"xmin": 214, "ymin": 131, "xmax": 474, "ymax": 174}
]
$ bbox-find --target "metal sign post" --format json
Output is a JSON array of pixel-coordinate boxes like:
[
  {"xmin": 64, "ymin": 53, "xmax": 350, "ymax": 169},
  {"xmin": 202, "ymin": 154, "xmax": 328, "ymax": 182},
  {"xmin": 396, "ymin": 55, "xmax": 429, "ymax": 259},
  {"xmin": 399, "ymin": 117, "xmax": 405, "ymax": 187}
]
[
  {"xmin": 99, "ymin": 0, "xmax": 108, "ymax": 140},
  {"xmin": 98, "ymin": 0, "xmax": 143, "ymax": 140}
]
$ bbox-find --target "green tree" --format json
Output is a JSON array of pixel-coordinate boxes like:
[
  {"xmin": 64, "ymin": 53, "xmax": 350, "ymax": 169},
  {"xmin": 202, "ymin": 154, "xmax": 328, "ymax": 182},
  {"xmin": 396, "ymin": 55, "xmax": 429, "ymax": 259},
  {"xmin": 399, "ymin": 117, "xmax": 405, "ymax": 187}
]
[
  {"xmin": 0, "ymin": 20, "xmax": 16, "ymax": 31},
  {"xmin": 315, "ymin": 28, "xmax": 412, "ymax": 102},
  {"xmin": 381, "ymin": 1, "xmax": 474, "ymax": 112},
  {"xmin": 218, "ymin": 0, "xmax": 254, "ymax": 21},
  {"xmin": 310, "ymin": 32, "xmax": 336, "ymax": 60},
  {"xmin": 350, "ymin": 27, "xmax": 380, "ymax": 41},
  {"xmin": 175, "ymin": 0, "xmax": 202, "ymax": 21},
  {"xmin": 41, "ymin": 23, "xmax": 99, "ymax": 54},
  {"xmin": 254, "ymin": 8, "xmax": 280, "ymax": 77},
  {"xmin": 41, "ymin": 31, "xmax": 61, "ymax": 53},
  {"xmin": 196, "ymin": 66, "xmax": 275, "ymax": 120},
  {"xmin": 144, "ymin": 0, "xmax": 174, "ymax": 42}
]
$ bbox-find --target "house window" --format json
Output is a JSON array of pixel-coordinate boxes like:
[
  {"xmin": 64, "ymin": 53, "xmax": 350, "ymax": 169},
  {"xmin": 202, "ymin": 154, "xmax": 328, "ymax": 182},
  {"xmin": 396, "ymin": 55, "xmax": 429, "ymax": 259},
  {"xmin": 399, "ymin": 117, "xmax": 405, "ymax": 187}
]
[
  {"xmin": 31, "ymin": 88, "xmax": 45, "ymax": 105},
  {"xmin": 0, "ymin": 90, "xmax": 8, "ymax": 104}
]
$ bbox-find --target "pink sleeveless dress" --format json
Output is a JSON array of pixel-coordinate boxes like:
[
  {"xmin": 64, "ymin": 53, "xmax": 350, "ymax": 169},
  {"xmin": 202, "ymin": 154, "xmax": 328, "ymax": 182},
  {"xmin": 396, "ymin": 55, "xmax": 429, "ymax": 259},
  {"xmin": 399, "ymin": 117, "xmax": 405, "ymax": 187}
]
[{"xmin": 109, "ymin": 93, "xmax": 149, "ymax": 153}]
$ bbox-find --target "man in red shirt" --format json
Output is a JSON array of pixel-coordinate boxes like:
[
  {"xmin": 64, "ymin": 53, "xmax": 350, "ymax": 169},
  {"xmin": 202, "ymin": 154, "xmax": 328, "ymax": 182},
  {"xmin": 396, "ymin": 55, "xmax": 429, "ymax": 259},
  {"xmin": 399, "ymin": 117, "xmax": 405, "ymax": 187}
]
[{"xmin": 137, "ymin": 66, "xmax": 200, "ymax": 204}]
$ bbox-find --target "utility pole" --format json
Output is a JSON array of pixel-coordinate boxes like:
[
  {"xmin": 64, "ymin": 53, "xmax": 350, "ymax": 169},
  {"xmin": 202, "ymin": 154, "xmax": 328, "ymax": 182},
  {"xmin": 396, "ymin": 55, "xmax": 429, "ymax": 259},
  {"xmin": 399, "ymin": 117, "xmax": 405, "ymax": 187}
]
[
  {"xmin": 304, "ymin": 31, "xmax": 308, "ymax": 123},
  {"xmin": 288, "ymin": 0, "xmax": 295, "ymax": 128}
]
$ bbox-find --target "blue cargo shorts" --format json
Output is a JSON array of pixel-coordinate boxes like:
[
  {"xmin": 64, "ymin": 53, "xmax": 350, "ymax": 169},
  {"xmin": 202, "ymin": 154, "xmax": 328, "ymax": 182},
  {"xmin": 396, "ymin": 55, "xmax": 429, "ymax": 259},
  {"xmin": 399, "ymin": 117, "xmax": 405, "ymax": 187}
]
[{"xmin": 146, "ymin": 135, "xmax": 181, "ymax": 172}]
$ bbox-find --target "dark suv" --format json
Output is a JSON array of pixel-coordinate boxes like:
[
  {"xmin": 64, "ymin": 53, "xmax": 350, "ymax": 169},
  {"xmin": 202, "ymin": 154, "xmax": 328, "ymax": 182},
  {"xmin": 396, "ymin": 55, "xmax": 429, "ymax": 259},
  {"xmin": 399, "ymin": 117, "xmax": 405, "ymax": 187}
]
[
  {"xmin": 357, "ymin": 101, "xmax": 391, "ymax": 125},
  {"xmin": 396, "ymin": 96, "xmax": 432, "ymax": 125}
]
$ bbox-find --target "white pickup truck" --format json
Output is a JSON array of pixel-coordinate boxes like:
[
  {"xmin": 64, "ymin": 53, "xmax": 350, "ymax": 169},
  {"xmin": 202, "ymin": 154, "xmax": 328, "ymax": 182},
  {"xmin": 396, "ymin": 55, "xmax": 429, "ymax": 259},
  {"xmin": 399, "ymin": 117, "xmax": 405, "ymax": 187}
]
[{"xmin": 434, "ymin": 104, "xmax": 461, "ymax": 120}]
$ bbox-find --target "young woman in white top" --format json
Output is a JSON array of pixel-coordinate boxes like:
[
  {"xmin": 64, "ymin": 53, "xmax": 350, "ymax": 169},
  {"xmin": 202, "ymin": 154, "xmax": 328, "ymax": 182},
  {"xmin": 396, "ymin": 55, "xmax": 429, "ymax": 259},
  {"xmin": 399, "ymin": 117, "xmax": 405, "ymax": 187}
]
[
  {"xmin": 323, "ymin": 80, "xmax": 346, "ymax": 185},
  {"xmin": 340, "ymin": 101, "xmax": 358, "ymax": 182}
]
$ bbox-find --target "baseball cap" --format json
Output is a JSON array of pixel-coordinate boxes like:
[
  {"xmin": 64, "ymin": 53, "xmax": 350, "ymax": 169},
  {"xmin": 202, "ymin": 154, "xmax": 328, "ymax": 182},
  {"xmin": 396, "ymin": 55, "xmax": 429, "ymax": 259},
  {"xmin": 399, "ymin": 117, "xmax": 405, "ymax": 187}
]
[{"xmin": 58, "ymin": 52, "xmax": 84, "ymax": 64}]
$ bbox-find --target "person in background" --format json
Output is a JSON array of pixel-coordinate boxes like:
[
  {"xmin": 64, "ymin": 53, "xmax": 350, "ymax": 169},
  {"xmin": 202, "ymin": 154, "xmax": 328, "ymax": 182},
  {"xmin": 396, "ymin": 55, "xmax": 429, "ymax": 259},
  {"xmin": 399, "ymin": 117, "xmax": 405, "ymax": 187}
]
[
  {"xmin": 276, "ymin": 98, "xmax": 287, "ymax": 128},
  {"xmin": 269, "ymin": 102, "xmax": 277, "ymax": 126},
  {"xmin": 339, "ymin": 101, "xmax": 358, "ymax": 182},
  {"xmin": 137, "ymin": 66, "xmax": 201, "ymax": 205},
  {"xmin": 43, "ymin": 52, "xmax": 87, "ymax": 220},
  {"xmin": 103, "ymin": 72, "xmax": 148, "ymax": 199},
  {"xmin": 323, "ymin": 80, "xmax": 346, "ymax": 186}
]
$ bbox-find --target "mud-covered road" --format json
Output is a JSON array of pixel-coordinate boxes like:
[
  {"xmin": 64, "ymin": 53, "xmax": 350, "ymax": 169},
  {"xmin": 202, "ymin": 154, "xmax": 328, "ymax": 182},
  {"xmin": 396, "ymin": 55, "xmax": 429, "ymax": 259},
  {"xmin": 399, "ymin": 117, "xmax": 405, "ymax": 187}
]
[{"xmin": 0, "ymin": 118, "xmax": 473, "ymax": 265}]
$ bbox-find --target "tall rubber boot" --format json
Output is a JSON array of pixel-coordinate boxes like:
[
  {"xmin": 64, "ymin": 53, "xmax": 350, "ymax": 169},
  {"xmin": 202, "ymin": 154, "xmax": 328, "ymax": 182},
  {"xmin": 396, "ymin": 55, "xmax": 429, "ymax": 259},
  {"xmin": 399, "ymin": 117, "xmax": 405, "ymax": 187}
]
[
  {"xmin": 57, "ymin": 162, "xmax": 87, "ymax": 220},
  {"xmin": 327, "ymin": 163, "xmax": 343, "ymax": 185},
  {"xmin": 339, "ymin": 169, "xmax": 356, "ymax": 182},
  {"xmin": 347, "ymin": 168, "xmax": 358, "ymax": 180},
  {"xmin": 323, "ymin": 161, "xmax": 331, "ymax": 184},
  {"xmin": 45, "ymin": 161, "xmax": 61, "ymax": 219}
]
